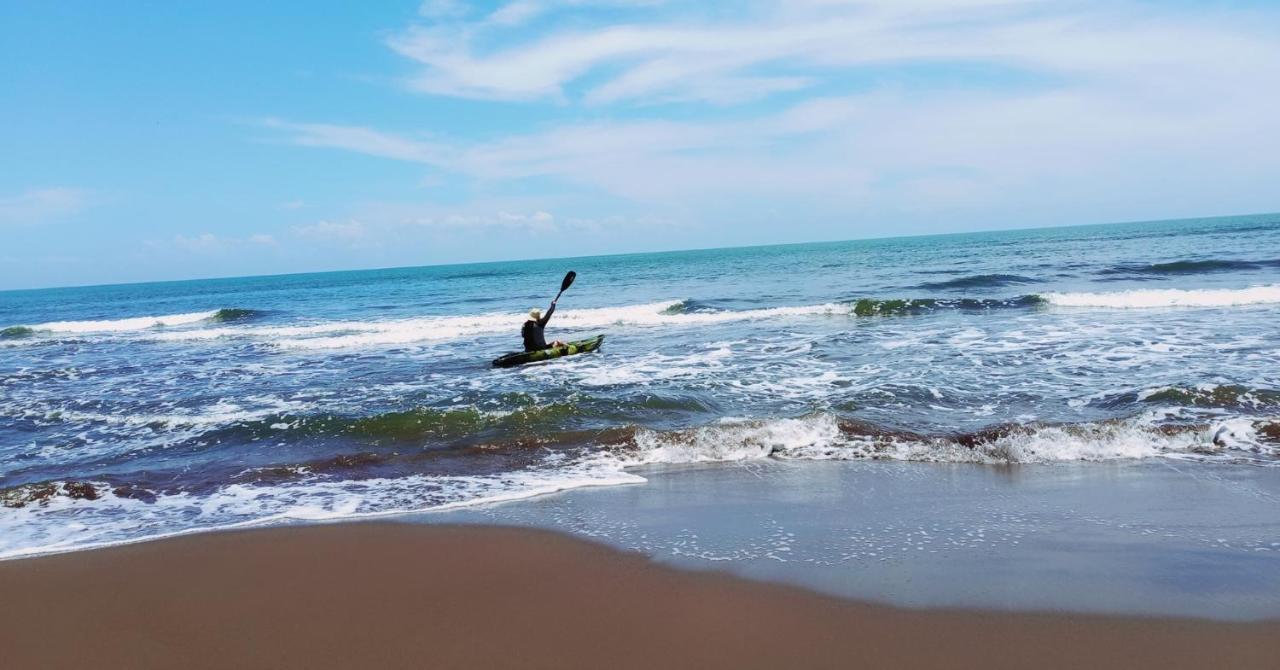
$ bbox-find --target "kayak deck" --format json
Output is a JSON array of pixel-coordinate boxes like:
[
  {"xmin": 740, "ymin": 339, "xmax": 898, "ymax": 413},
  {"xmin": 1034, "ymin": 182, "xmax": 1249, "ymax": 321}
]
[{"xmin": 492, "ymin": 335, "xmax": 604, "ymax": 368}]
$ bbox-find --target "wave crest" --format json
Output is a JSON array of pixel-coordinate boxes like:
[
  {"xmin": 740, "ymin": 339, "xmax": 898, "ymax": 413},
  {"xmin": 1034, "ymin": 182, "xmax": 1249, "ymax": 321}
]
[
  {"xmin": 10, "ymin": 284, "xmax": 1279, "ymax": 351},
  {"xmin": 209, "ymin": 308, "xmax": 264, "ymax": 323},
  {"xmin": 619, "ymin": 414, "xmax": 1278, "ymax": 466},
  {"xmin": 851, "ymin": 295, "xmax": 1044, "ymax": 316},
  {"xmin": 1042, "ymin": 285, "xmax": 1280, "ymax": 309},
  {"xmin": 1140, "ymin": 385, "xmax": 1280, "ymax": 410},
  {"xmin": 0, "ymin": 326, "xmax": 35, "ymax": 339},
  {"xmin": 5, "ymin": 308, "xmax": 258, "ymax": 336}
]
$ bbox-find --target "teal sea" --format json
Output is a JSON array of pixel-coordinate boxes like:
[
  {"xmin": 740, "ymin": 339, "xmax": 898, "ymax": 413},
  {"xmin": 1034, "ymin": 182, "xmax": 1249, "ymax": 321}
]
[{"xmin": 2, "ymin": 213, "xmax": 1279, "ymax": 558}]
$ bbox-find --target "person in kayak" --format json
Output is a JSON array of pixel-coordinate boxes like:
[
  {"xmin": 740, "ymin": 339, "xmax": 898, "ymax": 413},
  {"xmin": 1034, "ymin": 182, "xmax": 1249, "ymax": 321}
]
[{"xmin": 523, "ymin": 302, "xmax": 565, "ymax": 352}]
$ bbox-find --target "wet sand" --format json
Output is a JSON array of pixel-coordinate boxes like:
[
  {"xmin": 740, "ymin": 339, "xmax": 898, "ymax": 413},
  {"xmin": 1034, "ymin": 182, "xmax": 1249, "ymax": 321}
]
[{"xmin": 1, "ymin": 522, "xmax": 1276, "ymax": 669}]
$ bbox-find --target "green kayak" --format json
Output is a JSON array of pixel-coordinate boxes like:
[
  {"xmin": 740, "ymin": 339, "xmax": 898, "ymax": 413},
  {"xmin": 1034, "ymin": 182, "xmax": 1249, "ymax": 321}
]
[{"xmin": 492, "ymin": 335, "xmax": 604, "ymax": 368}]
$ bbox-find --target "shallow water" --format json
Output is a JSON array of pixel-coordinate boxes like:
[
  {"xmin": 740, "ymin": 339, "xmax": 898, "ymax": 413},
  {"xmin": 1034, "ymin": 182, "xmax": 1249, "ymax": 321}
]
[
  {"xmin": 2, "ymin": 213, "xmax": 1279, "ymax": 557},
  {"xmin": 426, "ymin": 459, "xmax": 1280, "ymax": 619}
]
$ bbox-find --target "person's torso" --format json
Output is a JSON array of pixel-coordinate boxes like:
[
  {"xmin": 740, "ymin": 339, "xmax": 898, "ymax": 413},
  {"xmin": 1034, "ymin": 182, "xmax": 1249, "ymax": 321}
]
[{"xmin": 522, "ymin": 320, "xmax": 546, "ymax": 351}]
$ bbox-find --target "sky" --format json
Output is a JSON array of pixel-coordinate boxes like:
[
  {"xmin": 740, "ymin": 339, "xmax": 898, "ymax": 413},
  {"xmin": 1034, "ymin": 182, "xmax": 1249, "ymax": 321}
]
[{"xmin": 2, "ymin": 0, "xmax": 1278, "ymax": 290}]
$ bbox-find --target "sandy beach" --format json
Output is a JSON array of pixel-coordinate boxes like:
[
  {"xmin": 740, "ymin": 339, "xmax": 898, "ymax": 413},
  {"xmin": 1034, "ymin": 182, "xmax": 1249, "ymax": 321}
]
[{"xmin": 2, "ymin": 522, "xmax": 1276, "ymax": 670}]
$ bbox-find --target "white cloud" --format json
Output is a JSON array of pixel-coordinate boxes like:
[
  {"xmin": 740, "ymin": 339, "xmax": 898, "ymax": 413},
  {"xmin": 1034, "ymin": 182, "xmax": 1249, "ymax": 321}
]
[
  {"xmin": 385, "ymin": 1, "xmax": 1280, "ymax": 110},
  {"xmin": 487, "ymin": 0, "xmax": 544, "ymax": 26},
  {"xmin": 171, "ymin": 233, "xmax": 224, "ymax": 252},
  {"xmin": 0, "ymin": 188, "xmax": 91, "ymax": 226},
  {"xmin": 160, "ymin": 232, "xmax": 278, "ymax": 253},
  {"xmin": 383, "ymin": 1, "xmax": 1013, "ymax": 102},
  {"xmin": 352, "ymin": 202, "xmax": 562, "ymax": 233},
  {"xmin": 452, "ymin": 210, "xmax": 554, "ymax": 230},
  {"xmin": 278, "ymin": 199, "xmax": 306, "ymax": 210},
  {"xmin": 263, "ymin": 119, "xmax": 447, "ymax": 164},
  {"xmin": 483, "ymin": 1, "xmax": 672, "ymax": 29},
  {"xmin": 292, "ymin": 219, "xmax": 368, "ymax": 240},
  {"xmin": 268, "ymin": 1, "xmax": 1280, "ymax": 226},
  {"xmin": 267, "ymin": 72, "xmax": 1278, "ymax": 206}
]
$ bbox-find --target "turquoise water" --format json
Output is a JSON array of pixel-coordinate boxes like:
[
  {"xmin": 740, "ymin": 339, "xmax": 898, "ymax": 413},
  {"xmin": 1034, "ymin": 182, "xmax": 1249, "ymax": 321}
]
[{"xmin": 2, "ymin": 213, "xmax": 1279, "ymax": 557}]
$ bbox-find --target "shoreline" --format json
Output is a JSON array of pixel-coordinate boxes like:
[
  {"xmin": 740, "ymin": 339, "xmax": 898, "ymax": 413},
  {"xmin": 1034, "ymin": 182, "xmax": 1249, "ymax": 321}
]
[{"xmin": 2, "ymin": 521, "xmax": 1276, "ymax": 669}]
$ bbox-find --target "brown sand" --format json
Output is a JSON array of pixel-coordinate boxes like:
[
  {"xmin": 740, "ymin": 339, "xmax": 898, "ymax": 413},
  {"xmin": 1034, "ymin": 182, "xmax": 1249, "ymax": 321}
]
[{"xmin": 1, "ymin": 522, "xmax": 1276, "ymax": 669}]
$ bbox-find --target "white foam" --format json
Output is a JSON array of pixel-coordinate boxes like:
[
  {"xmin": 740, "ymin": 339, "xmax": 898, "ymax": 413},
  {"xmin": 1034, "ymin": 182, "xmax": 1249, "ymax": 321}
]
[
  {"xmin": 569, "ymin": 346, "xmax": 732, "ymax": 386},
  {"xmin": 3, "ymin": 412, "xmax": 1273, "ymax": 560},
  {"xmin": 968, "ymin": 422, "xmax": 1180, "ymax": 462},
  {"xmin": 147, "ymin": 300, "xmax": 851, "ymax": 350},
  {"xmin": 628, "ymin": 416, "xmax": 842, "ymax": 464},
  {"xmin": 0, "ymin": 463, "xmax": 646, "ymax": 561},
  {"xmin": 1042, "ymin": 285, "xmax": 1280, "ymax": 309},
  {"xmin": 43, "ymin": 396, "xmax": 311, "ymax": 429},
  {"xmin": 23, "ymin": 310, "xmax": 220, "ymax": 333},
  {"xmin": 1209, "ymin": 418, "xmax": 1273, "ymax": 453},
  {"xmin": 617, "ymin": 414, "xmax": 1251, "ymax": 467}
]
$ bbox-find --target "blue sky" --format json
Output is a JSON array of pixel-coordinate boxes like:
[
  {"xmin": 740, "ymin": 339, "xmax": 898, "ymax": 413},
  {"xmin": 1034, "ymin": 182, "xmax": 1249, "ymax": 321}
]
[{"xmin": 2, "ymin": 0, "xmax": 1278, "ymax": 289}]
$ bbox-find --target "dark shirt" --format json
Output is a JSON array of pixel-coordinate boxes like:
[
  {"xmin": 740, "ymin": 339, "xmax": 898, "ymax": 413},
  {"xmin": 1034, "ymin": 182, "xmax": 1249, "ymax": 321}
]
[{"xmin": 521, "ymin": 303, "xmax": 555, "ymax": 351}]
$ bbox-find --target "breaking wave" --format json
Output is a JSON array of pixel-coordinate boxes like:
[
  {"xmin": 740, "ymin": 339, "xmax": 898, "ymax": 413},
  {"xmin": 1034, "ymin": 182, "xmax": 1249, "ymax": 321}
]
[
  {"xmin": 8, "ymin": 286, "xmax": 1279, "ymax": 351},
  {"xmin": 0, "ymin": 326, "xmax": 35, "ymax": 339},
  {"xmin": 1139, "ymin": 384, "xmax": 1280, "ymax": 410},
  {"xmin": 208, "ymin": 298, "xmax": 1059, "ymax": 349},
  {"xmin": 28, "ymin": 310, "xmax": 221, "ymax": 333},
  {"xmin": 849, "ymin": 295, "xmax": 1043, "ymax": 315},
  {"xmin": 620, "ymin": 414, "xmax": 1279, "ymax": 467},
  {"xmin": 208, "ymin": 308, "xmax": 264, "ymax": 323},
  {"xmin": 1042, "ymin": 285, "xmax": 1280, "ymax": 309},
  {"xmin": 4, "ymin": 411, "xmax": 1277, "ymax": 559},
  {"xmin": 0, "ymin": 466, "xmax": 646, "ymax": 559},
  {"xmin": 4, "ymin": 307, "xmax": 262, "ymax": 336},
  {"xmin": 143, "ymin": 300, "xmax": 859, "ymax": 349}
]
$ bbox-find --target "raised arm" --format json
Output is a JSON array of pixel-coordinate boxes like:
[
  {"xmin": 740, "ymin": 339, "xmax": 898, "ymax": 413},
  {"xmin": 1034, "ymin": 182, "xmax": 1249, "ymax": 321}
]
[{"xmin": 539, "ymin": 301, "xmax": 556, "ymax": 327}]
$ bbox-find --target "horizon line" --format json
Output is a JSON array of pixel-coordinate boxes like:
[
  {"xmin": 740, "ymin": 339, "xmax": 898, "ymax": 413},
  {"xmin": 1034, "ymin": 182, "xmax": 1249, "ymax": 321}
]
[{"xmin": 3, "ymin": 210, "xmax": 1276, "ymax": 294}]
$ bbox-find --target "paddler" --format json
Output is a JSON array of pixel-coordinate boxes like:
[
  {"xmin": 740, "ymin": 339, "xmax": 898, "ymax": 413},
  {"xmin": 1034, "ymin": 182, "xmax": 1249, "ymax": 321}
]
[{"xmin": 523, "ymin": 300, "xmax": 565, "ymax": 352}]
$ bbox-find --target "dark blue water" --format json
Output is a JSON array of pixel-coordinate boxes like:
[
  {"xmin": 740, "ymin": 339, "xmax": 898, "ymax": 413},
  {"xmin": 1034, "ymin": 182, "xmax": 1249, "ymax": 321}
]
[{"xmin": 2, "ymin": 213, "xmax": 1279, "ymax": 557}]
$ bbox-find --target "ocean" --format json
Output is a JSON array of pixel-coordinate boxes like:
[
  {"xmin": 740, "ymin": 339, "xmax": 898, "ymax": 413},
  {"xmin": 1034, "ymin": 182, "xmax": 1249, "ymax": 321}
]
[{"xmin": 2, "ymin": 213, "xmax": 1279, "ymax": 559}]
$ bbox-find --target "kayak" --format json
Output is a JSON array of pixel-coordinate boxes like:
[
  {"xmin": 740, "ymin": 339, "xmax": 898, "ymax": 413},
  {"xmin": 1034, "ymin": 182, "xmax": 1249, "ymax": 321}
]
[{"xmin": 492, "ymin": 335, "xmax": 604, "ymax": 368}]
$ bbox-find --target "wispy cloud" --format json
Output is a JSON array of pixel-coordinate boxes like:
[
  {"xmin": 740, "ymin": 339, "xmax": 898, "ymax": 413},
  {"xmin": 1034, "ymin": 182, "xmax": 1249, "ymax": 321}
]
[
  {"xmin": 266, "ymin": 0, "xmax": 1280, "ymax": 236},
  {"xmin": 266, "ymin": 77, "xmax": 1279, "ymax": 208},
  {"xmin": 158, "ymin": 232, "xmax": 279, "ymax": 253},
  {"xmin": 365, "ymin": 205, "xmax": 560, "ymax": 232},
  {"xmin": 0, "ymin": 188, "xmax": 92, "ymax": 226},
  {"xmin": 263, "ymin": 119, "xmax": 447, "ymax": 163},
  {"xmin": 172, "ymin": 233, "xmax": 223, "ymax": 252},
  {"xmin": 385, "ymin": 1, "xmax": 1280, "ymax": 105},
  {"xmin": 292, "ymin": 219, "xmax": 368, "ymax": 241}
]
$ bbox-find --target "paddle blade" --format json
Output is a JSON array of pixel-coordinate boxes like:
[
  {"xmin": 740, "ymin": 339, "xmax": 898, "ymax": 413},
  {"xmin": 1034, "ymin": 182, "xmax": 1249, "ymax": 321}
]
[{"xmin": 560, "ymin": 270, "xmax": 576, "ymax": 292}]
